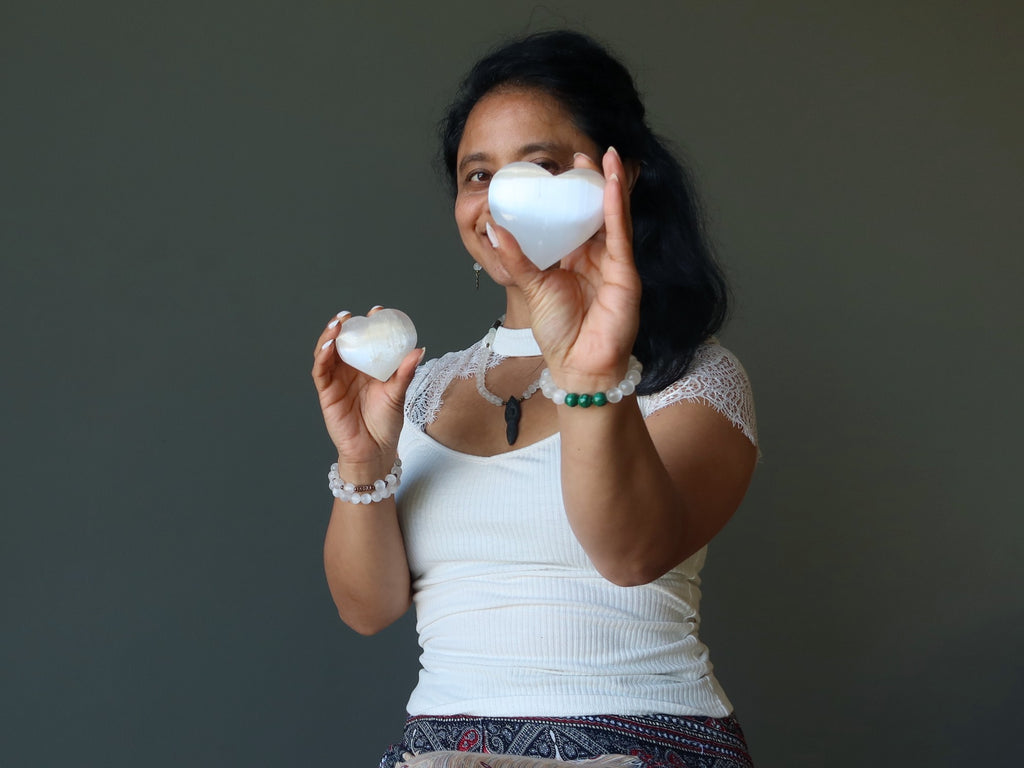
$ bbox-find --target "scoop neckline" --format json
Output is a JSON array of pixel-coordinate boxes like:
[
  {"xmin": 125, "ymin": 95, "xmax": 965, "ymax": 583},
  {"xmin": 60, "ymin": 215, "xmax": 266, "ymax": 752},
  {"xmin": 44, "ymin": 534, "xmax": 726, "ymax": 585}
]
[{"xmin": 405, "ymin": 418, "xmax": 561, "ymax": 462}]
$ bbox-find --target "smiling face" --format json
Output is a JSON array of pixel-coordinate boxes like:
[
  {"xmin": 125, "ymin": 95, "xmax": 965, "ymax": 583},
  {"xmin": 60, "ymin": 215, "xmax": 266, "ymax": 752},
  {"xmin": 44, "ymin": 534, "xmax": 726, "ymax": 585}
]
[{"xmin": 454, "ymin": 87, "xmax": 602, "ymax": 285}]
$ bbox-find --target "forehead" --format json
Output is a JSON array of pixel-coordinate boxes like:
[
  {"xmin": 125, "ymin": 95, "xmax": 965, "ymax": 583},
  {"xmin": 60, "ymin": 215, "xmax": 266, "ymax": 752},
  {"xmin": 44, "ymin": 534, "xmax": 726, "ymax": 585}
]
[{"xmin": 457, "ymin": 87, "xmax": 586, "ymax": 157}]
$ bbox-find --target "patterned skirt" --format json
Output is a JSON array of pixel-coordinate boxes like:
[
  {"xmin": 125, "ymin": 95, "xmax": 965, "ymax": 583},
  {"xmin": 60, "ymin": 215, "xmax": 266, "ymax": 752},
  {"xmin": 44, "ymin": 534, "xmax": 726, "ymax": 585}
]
[{"xmin": 379, "ymin": 713, "xmax": 753, "ymax": 768}]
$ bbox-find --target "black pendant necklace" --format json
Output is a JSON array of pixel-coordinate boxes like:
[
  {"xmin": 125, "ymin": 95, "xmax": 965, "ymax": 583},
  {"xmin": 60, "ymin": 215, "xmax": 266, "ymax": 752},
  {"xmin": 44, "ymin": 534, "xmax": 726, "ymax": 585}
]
[
  {"xmin": 474, "ymin": 336, "xmax": 543, "ymax": 446},
  {"xmin": 503, "ymin": 395, "xmax": 522, "ymax": 445}
]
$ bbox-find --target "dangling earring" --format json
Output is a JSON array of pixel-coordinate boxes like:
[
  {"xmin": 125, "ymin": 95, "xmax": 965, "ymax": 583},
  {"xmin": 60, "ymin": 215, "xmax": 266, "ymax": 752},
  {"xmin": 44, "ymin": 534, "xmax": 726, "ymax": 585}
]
[{"xmin": 473, "ymin": 262, "xmax": 482, "ymax": 290}]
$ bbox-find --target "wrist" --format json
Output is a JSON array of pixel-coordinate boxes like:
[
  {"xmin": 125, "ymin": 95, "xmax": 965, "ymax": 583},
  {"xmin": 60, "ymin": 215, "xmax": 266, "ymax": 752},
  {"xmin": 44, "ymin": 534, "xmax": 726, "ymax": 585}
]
[
  {"xmin": 332, "ymin": 454, "xmax": 399, "ymax": 486},
  {"xmin": 540, "ymin": 356, "xmax": 643, "ymax": 407},
  {"xmin": 329, "ymin": 457, "xmax": 403, "ymax": 504}
]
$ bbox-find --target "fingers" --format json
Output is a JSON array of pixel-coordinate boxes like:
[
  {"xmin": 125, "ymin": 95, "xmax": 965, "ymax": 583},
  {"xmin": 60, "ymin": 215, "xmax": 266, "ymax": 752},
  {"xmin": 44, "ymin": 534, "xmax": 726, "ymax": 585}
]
[
  {"xmin": 573, "ymin": 148, "xmax": 633, "ymax": 262},
  {"xmin": 312, "ymin": 304, "xmax": 388, "ymax": 360},
  {"xmin": 313, "ymin": 310, "xmax": 350, "ymax": 357},
  {"xmin": 312, "ymin": 309, "xmax": 364, "ymax": 391},
  {"xmin": 602, "ymin": 146, "xmax": 632, "ymax": 220},
  {"xmin": 573, "ymin": 151, "xmax": 601, "ymax": 173},
  {"xmin": 601, "ymin": 147, "xmax": 634, "ymax": 261},
  {"xmin": 312, "ymin": 346, "xmax": 338, "ymax": 392},
  {"xmin": 312, "ymin": 311, "xmax": 350, "ymax": 387},
  {"xmin": 485, "ymin": 221, "xmax": 543, "ymax": 286}
]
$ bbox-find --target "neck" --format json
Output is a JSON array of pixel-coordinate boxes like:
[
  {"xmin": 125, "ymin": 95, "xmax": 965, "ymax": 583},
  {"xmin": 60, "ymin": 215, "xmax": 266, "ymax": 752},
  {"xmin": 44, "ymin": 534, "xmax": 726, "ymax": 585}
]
[{"xmin": 500, "ymin": 288, "xmax": 532, "ymax": 330}]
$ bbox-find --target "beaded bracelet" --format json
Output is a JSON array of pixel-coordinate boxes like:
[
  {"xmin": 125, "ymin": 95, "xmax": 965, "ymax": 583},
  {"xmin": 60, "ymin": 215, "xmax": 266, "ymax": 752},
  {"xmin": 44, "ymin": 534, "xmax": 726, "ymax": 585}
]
[
  {"xmin": 539, "ymin": 355, "xmax": 643, "ymax": 407},
  {"xmin": 328, "ymin": 458, "xmax": 402, "ymax": 504}
]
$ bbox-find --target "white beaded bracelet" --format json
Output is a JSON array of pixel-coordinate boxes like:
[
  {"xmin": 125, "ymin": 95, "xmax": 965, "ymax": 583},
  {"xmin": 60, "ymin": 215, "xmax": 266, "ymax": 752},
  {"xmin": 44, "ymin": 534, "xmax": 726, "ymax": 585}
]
[
  {"xmin": 539, "ymin": 355, "xmax": 643, "ymax": 407},
  {"xmin": 328, "ymin": 458, "xmax": 403, "ymax": 504}
]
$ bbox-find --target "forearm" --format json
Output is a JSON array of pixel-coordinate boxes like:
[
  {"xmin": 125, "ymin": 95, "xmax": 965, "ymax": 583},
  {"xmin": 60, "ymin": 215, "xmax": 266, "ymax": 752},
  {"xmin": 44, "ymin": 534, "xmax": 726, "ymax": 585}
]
[
  {"xmin": 558, "ymin": 396, "xmax": 689, "ymax": 586},
  {"xmin": 323, "ymin": 461, "xmax": 412, "ymax": 634}
]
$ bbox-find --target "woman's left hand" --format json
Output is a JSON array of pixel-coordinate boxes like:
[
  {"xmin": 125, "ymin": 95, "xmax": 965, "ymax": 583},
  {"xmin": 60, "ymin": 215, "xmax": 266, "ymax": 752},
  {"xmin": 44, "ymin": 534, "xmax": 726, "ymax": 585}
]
[{"xmin": 488, "ymin": 147, "xmax": 641, "ymax": 385}]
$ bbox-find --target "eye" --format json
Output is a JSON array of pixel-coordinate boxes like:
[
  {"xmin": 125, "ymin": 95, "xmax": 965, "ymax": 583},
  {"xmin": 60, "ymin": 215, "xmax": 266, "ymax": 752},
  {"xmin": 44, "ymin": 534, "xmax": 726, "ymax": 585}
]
[
  {"xmin": 531, "ymin": 158, "xmax": 561, "ymax": 174},
  {"xmin": 464, "ymin": 169, "xmax": 491, "ymax": 185}
]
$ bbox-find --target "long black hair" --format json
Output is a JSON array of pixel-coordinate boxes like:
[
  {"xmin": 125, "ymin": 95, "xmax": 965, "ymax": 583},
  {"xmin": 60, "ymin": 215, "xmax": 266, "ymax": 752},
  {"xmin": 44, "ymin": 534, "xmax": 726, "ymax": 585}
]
[{"xmin": 440, "ymin": 30, "xmax": 729, "ymax": 395}]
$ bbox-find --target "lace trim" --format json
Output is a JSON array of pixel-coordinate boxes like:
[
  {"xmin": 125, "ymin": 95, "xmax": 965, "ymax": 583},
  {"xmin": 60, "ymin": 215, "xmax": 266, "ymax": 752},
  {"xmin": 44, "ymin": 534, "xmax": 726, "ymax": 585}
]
[
  {"xmin": 405, "ymin": 340, "xmax": 757, "ymax": 446},
  {"xmin": 404, "ymin": 339, "xmax": 497, "ymax": 430},
  {"xmin": 638, "ymin": 343, "xmax": 758, "ymax": 446}
]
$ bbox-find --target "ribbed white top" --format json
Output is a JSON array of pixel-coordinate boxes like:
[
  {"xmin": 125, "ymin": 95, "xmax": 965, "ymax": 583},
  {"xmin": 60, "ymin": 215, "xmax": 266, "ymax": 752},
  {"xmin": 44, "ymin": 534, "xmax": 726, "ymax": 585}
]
[{"xmin": 395, "ymin": 341, "xmax": 756, "ymax": 717}]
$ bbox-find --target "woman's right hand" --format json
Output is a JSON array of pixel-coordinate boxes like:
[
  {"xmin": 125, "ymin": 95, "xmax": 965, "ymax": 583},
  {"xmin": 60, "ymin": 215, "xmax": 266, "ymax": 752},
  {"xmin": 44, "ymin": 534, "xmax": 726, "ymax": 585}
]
[{"xmin": 311, "ymin": 307, "xmax": 424, "ymax": 473}]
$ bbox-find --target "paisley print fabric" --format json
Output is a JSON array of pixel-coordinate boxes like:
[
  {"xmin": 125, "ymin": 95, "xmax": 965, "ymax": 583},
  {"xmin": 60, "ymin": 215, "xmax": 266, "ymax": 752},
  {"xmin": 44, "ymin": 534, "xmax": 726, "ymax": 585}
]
[{"xmin": 380, "ymin": 713, "xmax": 753, "ymax": 768}]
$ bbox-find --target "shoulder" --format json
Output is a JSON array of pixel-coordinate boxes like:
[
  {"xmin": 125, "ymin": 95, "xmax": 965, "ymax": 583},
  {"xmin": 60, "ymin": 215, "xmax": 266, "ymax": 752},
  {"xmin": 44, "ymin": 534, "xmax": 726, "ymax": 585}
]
[
  {"xmin": 404, "ymin": 343, "xmax": 482, "ymax": 428},
  {"xmin": 638, "ymin": 341, "xmax": 758, "ymax": 446}
]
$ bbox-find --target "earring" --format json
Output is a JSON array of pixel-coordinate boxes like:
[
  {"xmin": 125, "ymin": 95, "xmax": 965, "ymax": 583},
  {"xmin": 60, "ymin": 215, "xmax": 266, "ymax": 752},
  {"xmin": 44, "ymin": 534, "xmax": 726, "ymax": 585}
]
[{"xmin": 473, "ymin": 262, "xmax": 482, "ymax": 290}]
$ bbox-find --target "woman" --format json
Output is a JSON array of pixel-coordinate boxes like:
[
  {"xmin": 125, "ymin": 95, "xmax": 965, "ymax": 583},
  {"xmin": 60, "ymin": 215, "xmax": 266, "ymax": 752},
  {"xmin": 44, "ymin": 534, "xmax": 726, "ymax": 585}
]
[{"xmin": 312, "ymin": 31, "xmax": 758, "ymax": 768}]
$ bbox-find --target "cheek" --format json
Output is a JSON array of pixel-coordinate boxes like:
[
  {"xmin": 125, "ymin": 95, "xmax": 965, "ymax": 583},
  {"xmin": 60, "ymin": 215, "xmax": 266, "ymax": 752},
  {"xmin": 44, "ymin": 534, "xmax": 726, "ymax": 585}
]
[{"xmin": 454, "ymin": 192, "xmax": 485, "ymax": 233}]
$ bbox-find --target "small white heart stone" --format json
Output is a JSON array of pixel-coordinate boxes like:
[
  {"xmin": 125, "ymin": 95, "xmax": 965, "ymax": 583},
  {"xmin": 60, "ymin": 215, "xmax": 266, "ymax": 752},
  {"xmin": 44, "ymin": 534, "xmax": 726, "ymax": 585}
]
[
  {"xmin": 488, "ymin": 161, "xmax": 606, "ymax": 270},
  {"xmin": 335, "ymin": 308, "xmax": 417, "ymax": 382}
]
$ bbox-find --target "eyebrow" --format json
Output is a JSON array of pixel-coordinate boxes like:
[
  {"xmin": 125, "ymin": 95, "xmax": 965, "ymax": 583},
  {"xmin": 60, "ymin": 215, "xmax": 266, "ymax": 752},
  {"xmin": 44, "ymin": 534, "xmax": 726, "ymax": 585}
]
[{"xmin": 457, "ymin": 142, "xmax": 567, "ymax": 174}]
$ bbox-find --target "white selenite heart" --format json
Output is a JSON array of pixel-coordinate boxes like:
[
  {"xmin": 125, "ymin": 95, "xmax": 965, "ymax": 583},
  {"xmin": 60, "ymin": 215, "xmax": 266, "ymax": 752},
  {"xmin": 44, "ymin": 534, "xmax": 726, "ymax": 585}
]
[
  {"xmin": 335, "ymin": 309, "xmax": 417, "ymax": 382},
  {"xmin": 488, "ymin": 162, "xmax": 606, "ymax": 270}
]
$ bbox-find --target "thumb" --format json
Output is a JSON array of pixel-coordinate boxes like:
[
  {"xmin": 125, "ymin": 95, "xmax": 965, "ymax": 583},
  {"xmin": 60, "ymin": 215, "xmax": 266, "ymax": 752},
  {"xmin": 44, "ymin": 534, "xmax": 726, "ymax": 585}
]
[
  {"xmin": 486, "ymin": 221, "xmax": 542, "ymax": 288},
  {"xmin": 383, "ymin": 346, "xmax": 425, "ymax": 406}
]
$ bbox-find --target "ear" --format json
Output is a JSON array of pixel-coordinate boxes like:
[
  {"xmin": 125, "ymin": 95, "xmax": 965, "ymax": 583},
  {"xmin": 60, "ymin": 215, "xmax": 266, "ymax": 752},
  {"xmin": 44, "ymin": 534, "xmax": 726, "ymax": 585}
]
[{"xmin": 623, "ymin": 160, "xmax": 642, "ymax": 192}]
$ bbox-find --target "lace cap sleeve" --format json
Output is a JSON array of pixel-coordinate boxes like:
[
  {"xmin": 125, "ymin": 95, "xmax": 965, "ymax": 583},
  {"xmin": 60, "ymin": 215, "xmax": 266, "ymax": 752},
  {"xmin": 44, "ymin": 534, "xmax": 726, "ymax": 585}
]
[
  {"xmin": 404, "ymin": 343, "xmax": 489, "ymax": 428},
  {"xmin": 637, "ymin": 342, "xmax": 758, "ymax": 446}
]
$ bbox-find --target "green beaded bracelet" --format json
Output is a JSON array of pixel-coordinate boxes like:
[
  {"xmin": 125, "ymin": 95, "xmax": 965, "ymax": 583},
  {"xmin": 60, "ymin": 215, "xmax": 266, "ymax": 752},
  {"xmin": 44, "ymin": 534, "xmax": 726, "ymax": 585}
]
[{"xmin": 538, "ymin": 356, "xmax": 644, "ymax": 407}]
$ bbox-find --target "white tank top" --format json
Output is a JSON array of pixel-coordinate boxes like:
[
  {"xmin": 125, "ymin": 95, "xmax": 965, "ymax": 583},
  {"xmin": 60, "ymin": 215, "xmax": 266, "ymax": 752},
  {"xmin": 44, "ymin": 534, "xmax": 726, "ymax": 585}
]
[{"xmin": 396, "ymin": 339, "xmax": 757, "ymax": 717}]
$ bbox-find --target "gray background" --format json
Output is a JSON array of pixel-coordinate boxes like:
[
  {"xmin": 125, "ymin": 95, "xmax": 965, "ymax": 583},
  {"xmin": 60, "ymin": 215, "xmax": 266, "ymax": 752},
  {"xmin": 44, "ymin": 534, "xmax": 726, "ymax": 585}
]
[{"xmin": 2, "ymin": 1, "xmax": 1021, "ymax": 766}]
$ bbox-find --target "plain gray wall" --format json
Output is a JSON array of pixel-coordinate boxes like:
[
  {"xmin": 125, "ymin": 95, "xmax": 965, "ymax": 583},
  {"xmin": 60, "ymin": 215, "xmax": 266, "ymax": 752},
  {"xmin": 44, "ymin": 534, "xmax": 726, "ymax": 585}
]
[{"xmin": 2, "ymin": 1, "xmax": 1021, "ymax": 766}]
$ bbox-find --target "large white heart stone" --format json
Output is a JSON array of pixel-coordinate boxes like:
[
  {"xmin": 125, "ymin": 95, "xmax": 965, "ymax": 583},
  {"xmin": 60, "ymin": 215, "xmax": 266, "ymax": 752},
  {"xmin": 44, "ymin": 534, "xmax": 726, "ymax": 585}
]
[
  {"xmin": 488, "ymin": 162, "xmax": 606, "ymax": 270},
  {"xmin": 335, "ymin": 308, "xmax": 417, "ymax": 382}
]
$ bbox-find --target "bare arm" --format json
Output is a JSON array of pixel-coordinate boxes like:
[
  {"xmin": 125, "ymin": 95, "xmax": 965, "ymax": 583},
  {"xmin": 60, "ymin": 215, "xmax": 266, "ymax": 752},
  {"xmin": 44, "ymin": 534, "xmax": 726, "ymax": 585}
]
[
  {"xmin": 323, "ymin": 489, "xmax": 412, "ymax": 635},
  {"xmin": 311, "ymin": 310, "xmax": 422, "ymax": 634},
  {"xmin": 489, "ymin": 147, "xmax": 755, "ymax": 585},
  {"xmin": 557, "ymin": 390, "xmax": 756, "ymax": 585}
]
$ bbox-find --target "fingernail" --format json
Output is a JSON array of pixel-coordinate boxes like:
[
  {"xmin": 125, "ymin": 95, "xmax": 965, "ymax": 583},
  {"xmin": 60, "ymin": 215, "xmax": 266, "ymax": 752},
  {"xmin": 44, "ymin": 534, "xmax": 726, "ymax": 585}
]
[
  {"xmin": 418, "ymin": 347, "xmax": 427, "ymax": 363},
  {"xmin": 573, "ymin": 152, "xmax": 588, "ymax": 159},
  {"xmin": 328, "ymin": 318, "xmax": 340, "ymax": 329},
  {"xmin": 370, "ymin": 305, "xmax": 383, "ymax": 312},
  {"xmin": 486, "ymin": 222, "xmax": 499, "ymax": 248},
  {"xmin": 321, "ymin": 339, "xmax": 334, "ymax": 350},
  {"xmin": 608, "ymin": 146, "xmax": 620, "ymax": 157},
  {"xmin": 336, "ymin": 310, "xmax": 350, "ymax": 319}
]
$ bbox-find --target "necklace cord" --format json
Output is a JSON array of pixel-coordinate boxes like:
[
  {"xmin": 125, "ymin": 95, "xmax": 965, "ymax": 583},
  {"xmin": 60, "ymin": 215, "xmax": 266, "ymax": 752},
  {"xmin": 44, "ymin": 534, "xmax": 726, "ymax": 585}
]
[{"xmin": 474, "ymin": 342, "xmax": 544, "ymax": 446}]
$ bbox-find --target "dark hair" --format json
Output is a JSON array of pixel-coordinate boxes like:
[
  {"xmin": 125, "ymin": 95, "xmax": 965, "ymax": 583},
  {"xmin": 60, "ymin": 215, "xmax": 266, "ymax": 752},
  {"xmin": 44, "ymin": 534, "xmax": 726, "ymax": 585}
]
[{"xmin": 440, "ymin": 30, "xmax": 729, "ymax": 394}]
